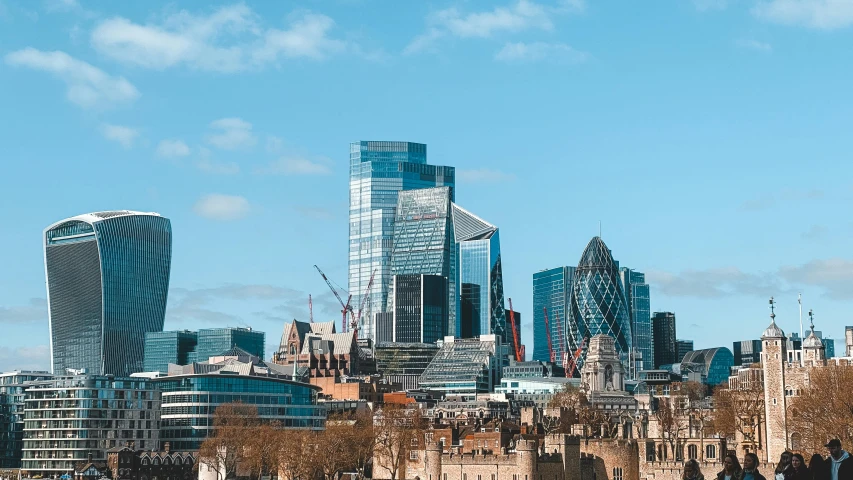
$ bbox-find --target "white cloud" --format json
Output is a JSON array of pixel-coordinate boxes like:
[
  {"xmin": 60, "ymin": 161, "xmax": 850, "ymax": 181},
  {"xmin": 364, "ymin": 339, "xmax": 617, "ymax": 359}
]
[
  {"xmin": 156, "ymin": 139, "xmax": 191, "ymax": 157},
  {"xmin": 0, "ymin": 298, "xmax": 47, "ymax": 324},
  {"xmin": 457, "ymin": 168, "xmax": 516, "ymax": 183},
  {"xmin": 193, "ymin": 194, "xmax": 250, "ymax": 221},
  {"xmin": 403, "ymin": 29, "xmax": 444, "ymax": 55},
  {"xmin": 4, "ymin": 48, "xmax": 139, "ymax": 109},
  {"xmin": 100, "ymin": 124, "xmax": 138, "ymax": 148},
  {"xmin": 778, "ymin": 258, "xmax": 853, "ymax": 299},
  {"xmin": 495, "ymin": 41, "xmax": 588, "ymax": 63},
  {"xmin": 91, "ymin": 4, "xmax": 349, "ymax": 72},
  {"xmin": 735, "ymin": 38, "xmax": 773, "ymax": 52},
  {"xmin": 206, "ymin": 117, "xmax": 256, "ymax": 150},
  {"xmin": 753, "ymin": 0, "xmax": 853, "ymax": 30},
  {"xmin": 196, "ymin": 158, "xmax": 240, "ymax": 175},
  {"xmin": 255, "ymin": 157, "xmax": 332, "ymax": 175},
  {"xmin": 0, "ymin": 345, "xmax": 50, "ymax": 372}
]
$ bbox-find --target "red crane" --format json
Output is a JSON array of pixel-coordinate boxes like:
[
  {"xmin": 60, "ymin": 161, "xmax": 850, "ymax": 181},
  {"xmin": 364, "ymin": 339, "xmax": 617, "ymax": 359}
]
[
  {"xmin": 308, "ymin": 294, "xmax": 313, "ymax": 323},
  {"xmin": 565, "ymin": 336, "xmax": 588, "ymax": 378},
  {"xmin": 507, "ymin": 298, "xmax": 523, "ymax": 362},
  {"xmin": 554, "ymin": 309, "xmax": 566, "ymax": 368},
  {"xmin": 314, "ymin": 265, "xmax": 352, "ymax": 333},
  {"xmin": 543, "ymin": 307, "xmax": 555, "ymax": 363},
  {"xmin": 351, "ymin": 269, "xmax": 377, "ymax": 339}
]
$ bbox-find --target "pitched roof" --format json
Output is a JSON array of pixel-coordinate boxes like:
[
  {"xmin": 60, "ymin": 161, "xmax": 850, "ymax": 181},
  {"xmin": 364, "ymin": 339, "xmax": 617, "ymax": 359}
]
[{"xmin": 452, "ymin": 204, "xmax": 496, "ymax": 242}]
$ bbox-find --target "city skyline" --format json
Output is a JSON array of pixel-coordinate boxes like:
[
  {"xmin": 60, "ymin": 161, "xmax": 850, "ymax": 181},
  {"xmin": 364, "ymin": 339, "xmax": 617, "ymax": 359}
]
[{"xmin": 3, "ymin": 0, "xmax": 853, "ymax": 372}]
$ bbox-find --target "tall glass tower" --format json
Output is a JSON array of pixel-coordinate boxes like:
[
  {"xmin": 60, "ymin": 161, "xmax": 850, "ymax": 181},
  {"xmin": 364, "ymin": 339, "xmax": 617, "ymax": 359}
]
[
  {"xmin": 532, "ymin": 266, "xmax": 575, "ymax": 366},
  {"xmin": 44, "ymin": 211, "xmax": 172, "ymax": 376},
  {"xmin": 348, "ymin": 141, "xmax": 455, "ymax": 341},
  {"xmin": 390, "ymin": 187, "xmax": 458, "ymax": 336},
  {"xmin": 453, "ymin": 204, "xmax": 505, "ymax": 342},
  {"xmin": 568, "ymin": 236, "xmax": 632, "ymax": 374},
  {"xmin": 621, "ymin": 268, "xmax": 652, "ymax": 374}
]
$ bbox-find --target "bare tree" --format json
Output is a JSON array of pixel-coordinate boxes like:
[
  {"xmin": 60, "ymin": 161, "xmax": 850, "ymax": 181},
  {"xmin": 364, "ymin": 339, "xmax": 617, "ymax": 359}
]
[
  {"xmin": 788, "ymin": 364, "xmax": 853, "ymax": 452},
  {"xmin": 277, "ymin": 429, "xmax": 316, "ymax": 480},
  {"xmin": 655, "ymin": 396, "xmax": 687, "ymax": 461},
  {"xmin": 243, "ymin": 423, "xmax": 281, "ymax": 480},
  {"xmin": 373, "ymin": 404, "xmax": 426, "ymax": 480},
  {"xmin": 682, "ymin": 382, "xmax": 711, "ymax": 460},
  {"xmin": 711, "ymin": 383, "xmax": 765, "ymax": 453},
  {"xmin": 198, "ymin": 402, "xmax": 259, "ymax": 480}
]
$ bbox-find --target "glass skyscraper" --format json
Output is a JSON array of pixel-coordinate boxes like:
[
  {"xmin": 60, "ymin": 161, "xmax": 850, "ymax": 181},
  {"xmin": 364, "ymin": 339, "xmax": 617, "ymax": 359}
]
[
  {"xmin": 621, "ymin": 268, "xmax": 652, "ymax": 374},
  {"xmin": 391, "ymin": 274, "xmax": 448, "ymax": 343},
  {"xmin": 532, "ymin": 267, "xmax": 575, "ymax": 366},
  {"xmin": 568, "ymin": 237, "xmax": 632, "ymax": 373},
  {"xmin": 390, "ymin": 187, "xmax": 458, "ymax": 336},
  {"xmin": 348, "ymin": 141, "xmax": 455, "ymax": 342},
  {"xmin": 454, "ymin": 204, "xmax": 506, "ymax": 342},
  {"xmin": 43, "ymin": 211, "xmax": 172, "ymax": 376},
  {"xmin": 195, "ymin": 327, "xmax": 266, "ymax": 362},
  {"xmin": 144, "ymin": 330, "xmax": 199, "ymax": 373}
]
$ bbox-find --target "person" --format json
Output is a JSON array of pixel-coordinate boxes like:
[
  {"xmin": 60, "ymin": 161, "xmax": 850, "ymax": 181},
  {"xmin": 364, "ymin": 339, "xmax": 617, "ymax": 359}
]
[
  {"xmin": 684, "ymin": 459, "xmax": 705, "ymax": 480},
  {"xmin": 717, "ymin": 453, "xmax": 743, "ymax": 480},
  {"xmin": 777, "ymin": 452, "xmax": 794, "ymax": 480},
  {"xmin": 787, "ymin": 454, "xmax": 809, "ymax": 480},
  {"xmin": 744, "ymin": 452, "xmax": 768, "ymax": 480},
  {"xmin": 825, "ymin": 439, "xmax": 853, "ymax": 480},
  {"xmin": 810, "ymin": 454, "xmax": 827, "ymax": 480}
]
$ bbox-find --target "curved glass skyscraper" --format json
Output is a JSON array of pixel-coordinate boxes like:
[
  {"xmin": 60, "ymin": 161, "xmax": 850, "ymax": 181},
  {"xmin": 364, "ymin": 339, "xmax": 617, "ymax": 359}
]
[
  {"xmin": 568, "ymin": 236, "xmax": 632, "ymax": 374},
  {"xmin": 44, "ymin": 211, "xmax": 172, "ymax": 376}
]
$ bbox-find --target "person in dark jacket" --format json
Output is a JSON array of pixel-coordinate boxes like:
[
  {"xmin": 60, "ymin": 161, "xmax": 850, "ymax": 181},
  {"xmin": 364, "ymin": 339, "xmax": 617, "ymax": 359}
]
[
  {"xmin": 825, "ymin": 439, "xmax": 853, "ymax": 480},
  {"xmin": 743, "ymin": 452, "xmax": 768, "ymax": 480},
  {"xmin": 810, "ymin": 454, "xmax": 828, "ymax": 480},
  {"xmin": 717, "ymin": 454, "xmax": 743, "ymax": 480},
  {"xmin": 786, "ymin": 454, "xmax": 809, "ymax": 480},
  {"xmin": 683, "ymin": 459, "xmax": 705, "ymax": 480},
  {"xmin": 777, "ymin": 452, "xmax": 794, "ymax": 480}
]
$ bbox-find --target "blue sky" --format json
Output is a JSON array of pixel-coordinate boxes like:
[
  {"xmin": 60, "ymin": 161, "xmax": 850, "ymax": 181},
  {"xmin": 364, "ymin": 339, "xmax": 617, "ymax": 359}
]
[{"xmin": 2, "ymin": 0, "xmax": 853, "ymax": 371}]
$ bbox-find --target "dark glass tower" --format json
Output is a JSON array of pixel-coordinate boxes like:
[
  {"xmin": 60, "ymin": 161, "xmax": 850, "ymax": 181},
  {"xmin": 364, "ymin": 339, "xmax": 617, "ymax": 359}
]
[
  {"xmin": 44, "ymin": 211, "xmax": 172, "ymax": 376},
  {"xmin": 652, "ymin": 312, "xmax": 677, "ymax": 368},
  {"xmin": 195, "ymin": 327, "xmax": 266, "ymax": 362},
  {"xmin": 532, "ymin": 267, "xmax": 574, "ymax": 366},
  {"xmin": 568, "ymin": 237, "xmax": 632, "ymax": 373},
  {"xmin": 391, "ymin": 274, "xmax": 448, "ymax": 343},
  {"xmin": 144, "ymin": 330, "xmax": 199, "ymax": 373},
  {"xmin": 621, "ymin": 268, "xmax": 652, "ymax": 374}
]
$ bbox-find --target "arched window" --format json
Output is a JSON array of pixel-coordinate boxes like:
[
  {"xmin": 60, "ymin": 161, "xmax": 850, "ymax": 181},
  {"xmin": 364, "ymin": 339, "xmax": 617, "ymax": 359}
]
[
  {"xmin": 791, "ymin": 433, "xmax": 802, "ymax": 451},
  {"xmin": 142, "ymin": 457, "xmax": 150, "ymax": 466},
  {"xmin": 613, "ymin": 467, "xmax": 623, "ymax": 480},
  {"xmin": 290, "ymin": 344, "xmax": 296, "ymax": 355},
  {"xmin": 688, "ymin": 445, "xmax": 698, "ymax": 460},
  {"xmin": 184, "ymin": 457, "xmax": 194, "ymax": 466},
  {"xmin": 164, "ymin": 457, "xmax": 173, "ymax": 465},
  {"xmin": 153, "ymin": 457, "xmax": 161, "ymax": 466},
  {"xmin": 706, "ymin": 445, "xmax": 716, "ymax": 460}
]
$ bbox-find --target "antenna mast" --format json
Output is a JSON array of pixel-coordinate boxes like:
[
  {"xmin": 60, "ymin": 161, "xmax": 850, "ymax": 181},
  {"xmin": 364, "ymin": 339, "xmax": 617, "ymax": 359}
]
[{"xmin": 798, "ymin": 293, "xmax": 804, "ymax": 340}]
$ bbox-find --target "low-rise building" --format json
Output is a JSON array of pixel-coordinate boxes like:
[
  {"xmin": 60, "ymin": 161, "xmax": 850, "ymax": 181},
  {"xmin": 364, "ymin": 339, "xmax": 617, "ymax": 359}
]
[
  {"xmin": 273, "ymin": 319, "xmax": 365, "ymax": 378},
  {"xmin": 374, "ymin": 343, "xmax": 440, "ymax": 390},
  {"xmin": 0, "ymin": 371, "xmax": 54, "ymax": 468},
  {"xmin": 107, "ymin": 442, "xmax": 195, "ymax": 480},
  {"xmin": 419, "ymin": 335, "xmax": 502, "ymax": 396}
]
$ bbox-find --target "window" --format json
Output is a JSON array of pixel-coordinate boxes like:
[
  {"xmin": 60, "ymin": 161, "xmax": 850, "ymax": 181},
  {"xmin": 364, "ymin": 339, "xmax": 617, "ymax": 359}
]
[
  {"xmin": 688, "ymin": 445, "xmax": 698, "ymax": 460},
  {"xmin": 613, "ymin": 468, "xmax": 623, "ymax": 480},
  {"xmin": 791, "ymin": 433, "xmax": 802, "ymax": 451},
  {"xmin": 706, "ymin": 445, "xmax": 716, "ymax": 459},
  {"xmin": 410, "ymin": 451, "xmax": 418, "ymax": 460}
]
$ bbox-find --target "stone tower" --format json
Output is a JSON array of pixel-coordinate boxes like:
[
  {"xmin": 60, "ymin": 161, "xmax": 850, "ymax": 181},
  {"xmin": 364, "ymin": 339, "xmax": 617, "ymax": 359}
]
[
  {"xmin": 802, "ymin": 310, "xmax": 826, "ymax": 367},
  {"xmin": 425, "ymin": 441, "xmax": 442, "ymax": 480},
  {"xmin": 517, "ymin": 438, "xmax": 538, "ymax": 480},
  {"xmin": 581, "ymin": 334, "xmax": 625, "ymax": 392},
  {"xmin": 761, "ymin": 297, "xmax": 788, "ymax": 463}
]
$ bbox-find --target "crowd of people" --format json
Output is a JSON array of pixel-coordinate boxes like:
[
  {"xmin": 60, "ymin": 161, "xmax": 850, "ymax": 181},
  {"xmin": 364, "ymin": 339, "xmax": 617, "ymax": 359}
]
[{"xmin": 680, "ymin": 440, "xmax": 853, "ymax": 480}]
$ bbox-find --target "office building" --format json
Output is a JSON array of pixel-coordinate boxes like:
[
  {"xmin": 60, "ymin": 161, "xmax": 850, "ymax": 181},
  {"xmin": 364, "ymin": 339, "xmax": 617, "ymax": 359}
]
[
  {"xmin": 568, "ymin": 237, "xmax": 632, "ymax": 373},
  {"xmin": 0, "ymin": 371, "xmax": 53, "ymax": 468},
  {"xmin": 348, "ymin": 141, "xmax": 455, "ymax": 341},
  {"xmin": 391, "ymin": 187, "xmax": 458, "ymax": 336},
  {"xmin": 418, "ymin": 335, "xmax": 502, "ymax": 395},
  {"xmin": 620, "ymin": 268, "xmax": 652, "ymax": 373},
  {"xmin": 454, "ymin": 204, "xmax": 506, "ymax": 342},
  {"xmin": 813, "ymin": 331, "xmax": 835, "ymax": 358},
  {"xmin": 681, "ymin": 347, "xmax": 734, "ymax": 386},
  {"xmin": 21, "ymin": 374, "xmax": 160, "ymax": 476},
  {"xmin": 501, "ymin": 358, "xmax": 563, "ymax": 378},
  {"xmin": 676, "ymin": 339, "xmax": 694, "ymax": 362},
  {"xmin": 155, "ymin": 348, "xmax": 325, "ymax": 450},
  {"xmin": 374, "ymin": 342, "xmax": 441, "ymax": 390},
  {"xmin": 733, "ymin": 339, "xmax": 763, "ymax": 366},
  {"xmin": 532, "ymin": 267, "xmax": 574, "ymax": 366},
  {"xmin": 195, "ymin": 327, "xmax": 265, "ymax": 362},
  {"xmin": 652, "ymin": 312, "xmax": 677, "ymax": 369},
  {"xmin": 143, "ymin": 330, "xmax": 198, "ymax": 373},
  {"xmin": 44, "ymin": 211, "xmax": 172, "ymax": 376},
  {"xmin": 392, "ymin": 274, "xmax": 448, "ymax": 343}
]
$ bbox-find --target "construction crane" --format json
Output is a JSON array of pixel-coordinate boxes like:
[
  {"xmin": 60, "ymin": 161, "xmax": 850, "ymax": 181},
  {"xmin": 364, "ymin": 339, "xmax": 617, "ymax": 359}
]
[
  {"xmin": 543, "ymin": 307, "xmax": 555, "ymax": 364},
  {"xmin": 314, "ymin": 265, "xmax": 353, "ymax": 333},
  {"xmin": 308, "ymin": 294, "xmax": 313, "ymax": 323},
  {"xmin": 565, "ymin": 336, "xmax": 588, "ymax": 378},
  {"xmin": 553, "ymin": 309, "xmax": 567, "ymax": 373},
  {"xmin": 351, "ymin": 269, "xmax": 377, "ymax": 339},
  {"xmin": 507, "ymin": 298, "xmax": 523, "ymax": 362}
]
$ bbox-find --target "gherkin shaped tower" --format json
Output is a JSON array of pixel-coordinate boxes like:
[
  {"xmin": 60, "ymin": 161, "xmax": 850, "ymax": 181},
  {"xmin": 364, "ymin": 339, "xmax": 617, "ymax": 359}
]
[{"xmin": 568, "ymin": 236, "xmax": 632, "ymax": 374}]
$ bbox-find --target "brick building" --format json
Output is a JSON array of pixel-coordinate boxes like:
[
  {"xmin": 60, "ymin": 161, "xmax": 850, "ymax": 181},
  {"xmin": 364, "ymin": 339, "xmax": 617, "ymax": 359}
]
[
  {"xmin": 273, "ymin": 319, "xmax": 366, "ymax": 377},
  {"xmin": 107, "ymin": 443, "xmax": 195, "ymax": 480}
]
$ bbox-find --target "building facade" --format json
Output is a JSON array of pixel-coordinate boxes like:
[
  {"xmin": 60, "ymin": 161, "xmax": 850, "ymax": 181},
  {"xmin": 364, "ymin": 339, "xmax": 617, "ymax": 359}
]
[
  {"xmin": 392, "ymin": 274, "xmax": 448, "ymax": 343},
  {"xmin": 681, "ymin": 347, "xmax": 734, "ymax": 386},
  {"xmin": 21, "ymin": 375, "xmax": 161, "ymax": 476},
  {"xmin": 733, "ymin": 339, "xmax": 762, "ymax": 366},
  {"xmin": 652, "ymin": 312, "xmax": 677, "ymax": 369},
  {"xmin": 107, "ymin": 444, "xmax": 195, "ymax": 480},
  {"xmin": 374, "ymin": 342, "xmax": 440, "ymax": 390},
  {"xmin": 621, "ymin": 268, "xmax": 652, "ymax": 373},
  {"xmin": 155, "ymin": 349, "xmax": 325, "ymax": 450},
  {"xmin": 453, "ymin": 204, "xmax": 506, "ymax": 342},
  {"xmin": 418, "ymin": 335, "xmax": 502, "ymax": 395},
  {"xmin": 348, "ymin": 141, "xmax": 455, "ymax": 341},
  {"xmin": 44, "ymin": 211, "xmax": 172, "ymax": 376},
  {"xmin": 568, "ymin": 237, "xmax": 632, "ymax": 373},
  {"xmin": 195, "ymin": 328, "xmax": 265, "ymax": 363},
  {"xmin": 143, "ymin": 331, "xmax": 199, "ymax": 373},
  {"xmin": 0, "ymin": 371, "xmax": 54, "ymax": 468},
  {"xmin": 391, "ymin": 187, "xmax": 458, "ymax": 336},
  {"xmin": 273, "ymin": 320, "xmax": 363, "ymax": 378},
  {"xmin": 533, "ymin": 267, "xmax": 575, "ymax": 366},
  {"xmin": 676, "ymin": 340, "xmax": 694, "ymax": 362}
]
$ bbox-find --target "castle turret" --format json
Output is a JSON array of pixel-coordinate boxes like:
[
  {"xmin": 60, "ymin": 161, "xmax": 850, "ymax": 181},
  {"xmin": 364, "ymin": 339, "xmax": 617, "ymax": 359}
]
[
  {"xmin": 802, "ymin": 309, "xmax": 826, "ymax": 366},
  {"xmin": 761, "ymin": 297, "xmax": 788, "ymax": 463},
  {"xmin": 425, "ymin": 441, "xmax": 442, "ymax": 480},
  {"xmin": 517, "ymin": 438, "xmax": 538, "ymax": 480}
]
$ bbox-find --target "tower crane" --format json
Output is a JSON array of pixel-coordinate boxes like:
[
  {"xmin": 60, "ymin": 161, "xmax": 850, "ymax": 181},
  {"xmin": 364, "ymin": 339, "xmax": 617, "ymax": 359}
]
[
  {"xmin": 351, "ymin": 269, "xmax": 376, "ymax": 339},
  {"xmin": 553, "ymin": 309, "xmax": 568, "ymax": 373},
  {"xmin": 507, "ymin": 298, "xmax": 523, "ymax": 362},
  {"xmin": 543, "ymin": 307, "xmax": 555, "ymax": 364},
  {"xmin": 314, "ymin": 265, "xmax": 352, "ymax": 333}
]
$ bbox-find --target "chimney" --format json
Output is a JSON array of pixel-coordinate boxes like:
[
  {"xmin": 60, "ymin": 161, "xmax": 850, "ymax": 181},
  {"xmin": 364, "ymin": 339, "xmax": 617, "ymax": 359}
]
[
  {"xmin": 88, "ymin": 452, "xmax": 93, "ymax": 463},
  {"xmin": 164, "ymin": 442, "xmax": 171, "ymax": 453}
]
